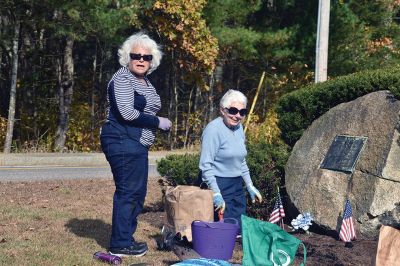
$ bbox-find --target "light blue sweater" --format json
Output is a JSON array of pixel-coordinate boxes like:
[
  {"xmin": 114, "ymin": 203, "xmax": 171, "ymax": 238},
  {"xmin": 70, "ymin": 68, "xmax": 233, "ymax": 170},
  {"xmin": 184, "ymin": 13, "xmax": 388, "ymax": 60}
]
[{"xmin": 199, "ymin": 117, "xmax": 253, "ymax": 193}]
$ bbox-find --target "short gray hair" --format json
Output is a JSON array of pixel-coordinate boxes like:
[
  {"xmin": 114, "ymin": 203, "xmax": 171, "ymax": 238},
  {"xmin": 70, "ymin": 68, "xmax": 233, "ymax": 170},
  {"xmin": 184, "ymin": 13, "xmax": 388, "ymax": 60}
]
[
  {"xmin": 118, "ymin": 32, "xmax": 163, "ymax": 74},
  {"xmin": 219, "ymin": 89, "xmax": 248, "ymax": 108}
]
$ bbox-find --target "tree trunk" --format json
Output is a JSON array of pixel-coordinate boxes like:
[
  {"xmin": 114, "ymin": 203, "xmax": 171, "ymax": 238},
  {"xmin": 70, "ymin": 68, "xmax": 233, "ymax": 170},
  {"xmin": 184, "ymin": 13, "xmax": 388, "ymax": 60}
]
[
  {"xmin": 172, "ymin": 68, "xmax": 178, "ymax": 149},
  {"xmin": 97, "ymin": 47, "xmax": 105, "ymax": 117},
  {"xmin": 214, "ymin": 63, "xmax": 223, "ymax": 84},
  {"xmin": 168, "ymin": 51, "xmax": 177, "ymax": 150},
  {"xmin": 206, "ymin": 72, "xmax": 215, "ymax": 126},
  {"xmin": 90, "ymin": 44, "xmax": 97, "ymax": 144},
  {"xmin": 193, "ymin": 84, "xmax": 201, "ymax": 112},
  {"xmin": 54, "ymin": 37, "xmax": 74, "ymax": 151},
  {"xmin": 183, "ymin": 86, "xmax": 194, "ymax": 149},
  {"xmin": 3, "ymin": 18, "xmax": 20, "ymax": 153},
  {"xmin": 164, "ymin": 66, "xmax": 172, "ymax": 148},
  {"xmin": 33, "ymin": 29, "xmax": 45, "ymax": 142},
  {"xmin": 262, "ymin": 82, "xmax": 268, "ymax": 118}
]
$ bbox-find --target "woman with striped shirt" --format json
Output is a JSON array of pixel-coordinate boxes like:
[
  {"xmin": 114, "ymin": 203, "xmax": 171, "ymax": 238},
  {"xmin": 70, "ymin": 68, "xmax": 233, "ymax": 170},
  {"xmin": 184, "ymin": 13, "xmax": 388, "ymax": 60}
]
[{"xmin": 100, "ymin": 32, "xmax": 171, "ymax": 257}]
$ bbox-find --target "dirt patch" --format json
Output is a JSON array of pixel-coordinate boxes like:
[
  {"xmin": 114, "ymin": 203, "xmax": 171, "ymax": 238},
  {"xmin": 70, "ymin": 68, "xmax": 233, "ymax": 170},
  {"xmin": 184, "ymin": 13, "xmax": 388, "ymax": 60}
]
[
  {"xmin": 0, "ymin": 177, "xmax": 377, "ymax": 265},
  {"xmin": 293, "ymin": 233, "xmax": 377, "ymax": 265}
]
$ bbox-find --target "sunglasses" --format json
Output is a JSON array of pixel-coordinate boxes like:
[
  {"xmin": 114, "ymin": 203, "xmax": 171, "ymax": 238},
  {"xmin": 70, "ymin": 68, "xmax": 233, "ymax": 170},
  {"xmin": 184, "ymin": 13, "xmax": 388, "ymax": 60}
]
[
  {"xmin": 129, "ymin": 53, "xmax": 153, "ymax": 62},
  {"xmin": 225, "ymin": 107, "xmax": 248, "ymax": 116}
]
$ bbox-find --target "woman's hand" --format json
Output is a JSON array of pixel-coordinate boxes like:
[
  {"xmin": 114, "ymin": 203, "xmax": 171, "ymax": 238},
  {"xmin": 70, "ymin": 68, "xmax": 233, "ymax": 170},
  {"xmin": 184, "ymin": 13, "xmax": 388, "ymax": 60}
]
[
  {"xmin": 213, "ymin": 192, "xmax": 226, "ymax": 213},
  {"xmin": 246, "ymin": 185, "xmax": 262, "ymax": 203},
  {"xmin": 157, "ymin": 117, "xmax": 172, "ymax": 131}
]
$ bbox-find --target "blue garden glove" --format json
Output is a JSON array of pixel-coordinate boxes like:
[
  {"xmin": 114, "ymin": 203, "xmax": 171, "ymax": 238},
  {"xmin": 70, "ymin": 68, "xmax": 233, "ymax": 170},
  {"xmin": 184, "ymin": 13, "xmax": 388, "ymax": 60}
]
[
  {"xmin": 246, "ymin": 184, "xmax": 262, "ymax": 203},
  {"xmin": 213, "ymin": 192, "xmax": 226, "ymax": 213}
]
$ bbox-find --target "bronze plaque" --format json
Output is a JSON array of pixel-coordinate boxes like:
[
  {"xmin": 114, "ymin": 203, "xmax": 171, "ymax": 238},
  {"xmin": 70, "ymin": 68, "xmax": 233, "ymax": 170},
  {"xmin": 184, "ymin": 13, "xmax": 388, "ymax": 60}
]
[{"xmin": 320, "ymin": 135, "xmax": 367, "ymax": 173}]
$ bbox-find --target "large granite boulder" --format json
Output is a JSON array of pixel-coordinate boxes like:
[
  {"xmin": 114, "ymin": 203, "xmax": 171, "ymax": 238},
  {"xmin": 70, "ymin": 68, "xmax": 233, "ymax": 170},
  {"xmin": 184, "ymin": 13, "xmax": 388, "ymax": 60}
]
[{"xmin": 285, "ymin": 90, "xmax": 400, "ymax": 239}]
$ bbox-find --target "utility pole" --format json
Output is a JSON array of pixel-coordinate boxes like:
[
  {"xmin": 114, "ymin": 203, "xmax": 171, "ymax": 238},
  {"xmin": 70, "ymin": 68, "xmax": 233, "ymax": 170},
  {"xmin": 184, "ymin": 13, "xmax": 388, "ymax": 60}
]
[{"xmin": 315, "ymin": 0, "xmax": 330, "ymax": 83}]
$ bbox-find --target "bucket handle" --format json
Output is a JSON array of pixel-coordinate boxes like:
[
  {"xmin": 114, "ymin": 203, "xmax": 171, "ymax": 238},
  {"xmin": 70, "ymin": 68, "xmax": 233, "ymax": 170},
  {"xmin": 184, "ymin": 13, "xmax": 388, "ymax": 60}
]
[
  {"xmin": 217, "ymin": 211, "xmax": 238, "ymax": 225},
  {"xmin": 205, "ymin": 223, "xmax": 221, "ymax": 229},
  {"xmin": 192, "ymin": 218, "xmax": 239, "ymax": 229},
  {"xmin": 221, "ymin": 217, "xmax": 239, "ymax": 225},
  {"xmin": 202, "ymin": 217, "xmax": 239, "ymax": 229},
  {"xmin": 192, "ymin": 220, "xmax": 220, "ymax": 229}
]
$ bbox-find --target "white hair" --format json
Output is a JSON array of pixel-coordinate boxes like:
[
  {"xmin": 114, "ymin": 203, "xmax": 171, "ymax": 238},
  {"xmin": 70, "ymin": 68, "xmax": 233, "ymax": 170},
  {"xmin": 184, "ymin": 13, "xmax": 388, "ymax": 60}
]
[
  {"xmin": 219, "ymin": 89, "xmax": 248, "ymax": 108},
  {"xmin": 118, "ymin": 32, "xmax": 162, "ymax": 74}
]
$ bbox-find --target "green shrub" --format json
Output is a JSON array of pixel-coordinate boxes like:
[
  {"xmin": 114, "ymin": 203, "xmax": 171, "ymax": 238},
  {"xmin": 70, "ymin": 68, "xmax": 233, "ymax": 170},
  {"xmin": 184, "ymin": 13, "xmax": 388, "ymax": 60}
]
[
  {"xmin": 157, "ymin": 153, "xmax": 200, "ymax": 186},
  {"xmin": 276, "ymin": 65, "xmax": 400, "ymax": 146},
  {"xmin": 156, "ymin": 141, "xmax": 290, "ymax": 220},
  {"xmin": 246, "ymin": 141, "xmax": 290, "ymax": 218}
]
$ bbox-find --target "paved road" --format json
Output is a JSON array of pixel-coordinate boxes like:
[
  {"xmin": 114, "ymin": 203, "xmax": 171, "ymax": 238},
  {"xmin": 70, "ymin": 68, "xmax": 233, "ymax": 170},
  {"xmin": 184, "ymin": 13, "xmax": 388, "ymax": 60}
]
[
  {"xmin": 0, "ymin": 151, "xmax": 195, "ymax": 182},
  {"xmin": 0, "ymin": 164, "xmax": 159, "ymax": 182}
]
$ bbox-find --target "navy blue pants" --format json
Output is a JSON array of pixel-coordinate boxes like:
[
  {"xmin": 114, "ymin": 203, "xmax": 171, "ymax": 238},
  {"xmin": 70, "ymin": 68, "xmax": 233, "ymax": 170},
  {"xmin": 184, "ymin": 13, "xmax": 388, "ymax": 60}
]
[
  {"xmin": 100, "ymin": 122, "xmax": 148, "ymax": 248},
  {"xmin": 215, "ymin": 176, "xmax": 246, "ymax": 229}
]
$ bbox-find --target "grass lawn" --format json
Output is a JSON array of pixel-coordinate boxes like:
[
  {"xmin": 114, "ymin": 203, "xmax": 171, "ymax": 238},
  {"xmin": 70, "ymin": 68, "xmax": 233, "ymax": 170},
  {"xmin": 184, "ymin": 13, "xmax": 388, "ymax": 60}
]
[{"xmin": 0, "ymin": 177, "xmax": 243, "ymax": 266}]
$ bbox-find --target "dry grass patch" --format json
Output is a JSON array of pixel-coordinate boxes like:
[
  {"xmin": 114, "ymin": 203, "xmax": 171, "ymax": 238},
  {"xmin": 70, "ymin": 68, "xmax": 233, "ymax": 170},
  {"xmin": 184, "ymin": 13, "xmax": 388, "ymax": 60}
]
[{"xmin": 0, "ymin": 177, "xmax": 242, "ymax": 266}]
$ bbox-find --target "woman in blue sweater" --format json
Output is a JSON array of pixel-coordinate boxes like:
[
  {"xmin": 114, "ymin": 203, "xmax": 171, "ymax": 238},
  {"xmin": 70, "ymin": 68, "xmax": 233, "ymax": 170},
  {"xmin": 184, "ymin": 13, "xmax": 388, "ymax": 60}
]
[
  {"xmin": 100, "ymin": 32, "xmax": 171, "ymax": 257},
  {"xmin": 199, "ymin": 89, "xmax": 262, "ymax": 228}
]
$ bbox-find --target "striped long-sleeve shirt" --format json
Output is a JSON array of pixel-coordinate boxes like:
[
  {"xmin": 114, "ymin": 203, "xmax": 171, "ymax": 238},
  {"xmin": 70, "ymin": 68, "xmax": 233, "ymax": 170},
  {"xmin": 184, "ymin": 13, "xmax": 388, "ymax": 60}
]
[{"xmin": 106, "ymin": 67, "xmax": 161, "ymax": 147}]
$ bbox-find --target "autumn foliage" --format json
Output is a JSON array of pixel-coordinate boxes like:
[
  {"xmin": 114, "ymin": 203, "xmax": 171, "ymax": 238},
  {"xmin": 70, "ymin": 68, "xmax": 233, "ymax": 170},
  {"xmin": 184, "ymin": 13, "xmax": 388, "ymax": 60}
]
[{"xmin": 151, "ymin": 0, "xmax": 219, "ymax": 76}]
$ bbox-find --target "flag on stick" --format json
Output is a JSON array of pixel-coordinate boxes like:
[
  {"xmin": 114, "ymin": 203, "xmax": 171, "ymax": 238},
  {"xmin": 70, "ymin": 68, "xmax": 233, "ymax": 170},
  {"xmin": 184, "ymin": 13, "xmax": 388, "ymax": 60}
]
[
  {"xmin": 269, "ymin": 192, "xmax": 285, "ymax": 226},
  {"xmin": 339, "ymin": 199, "xmax": 356, "ymax": 243}
]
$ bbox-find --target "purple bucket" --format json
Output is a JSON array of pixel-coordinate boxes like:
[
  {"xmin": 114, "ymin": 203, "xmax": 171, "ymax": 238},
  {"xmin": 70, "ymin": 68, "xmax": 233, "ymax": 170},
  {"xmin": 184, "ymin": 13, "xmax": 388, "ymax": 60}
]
[{"xmin": 191, "ymin": 218, "xmax": 239, "ymax": 260}]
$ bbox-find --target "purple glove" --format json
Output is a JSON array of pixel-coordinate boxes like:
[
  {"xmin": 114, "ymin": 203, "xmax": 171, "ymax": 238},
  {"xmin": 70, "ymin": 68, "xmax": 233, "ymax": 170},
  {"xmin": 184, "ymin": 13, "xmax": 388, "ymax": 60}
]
[{"xmin": 157, "ymin": 116, "xmax": 172, "ymax": 131}]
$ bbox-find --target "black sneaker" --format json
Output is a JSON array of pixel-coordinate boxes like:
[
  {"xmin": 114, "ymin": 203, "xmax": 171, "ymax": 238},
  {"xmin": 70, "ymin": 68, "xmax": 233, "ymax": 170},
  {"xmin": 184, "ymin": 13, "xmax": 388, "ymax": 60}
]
[
  {"xmin": 132, "ymin": 237, "xmax": 148, "ymax": 249},
  {"xmin": 109, "ymin": 243, "xmax": 148, "ymax": 257}
]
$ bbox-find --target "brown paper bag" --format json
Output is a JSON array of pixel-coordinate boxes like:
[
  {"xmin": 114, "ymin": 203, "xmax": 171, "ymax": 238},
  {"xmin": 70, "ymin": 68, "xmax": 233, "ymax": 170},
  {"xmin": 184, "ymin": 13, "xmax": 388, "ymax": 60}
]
[
  {"xmin": 374, "ymin": 225, "xmax": 400, "ymax": 266},
  {"xmin": 164, "ymin": 185, "xmax": 213, "ymax": 241}
]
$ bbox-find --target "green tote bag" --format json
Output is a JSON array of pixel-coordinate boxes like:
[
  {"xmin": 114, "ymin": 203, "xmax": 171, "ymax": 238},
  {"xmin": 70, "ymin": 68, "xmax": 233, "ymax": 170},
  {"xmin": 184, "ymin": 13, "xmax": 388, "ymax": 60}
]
[{"xmin": 241, "ymin": 215, "xmax": 307, "ymax": 266}]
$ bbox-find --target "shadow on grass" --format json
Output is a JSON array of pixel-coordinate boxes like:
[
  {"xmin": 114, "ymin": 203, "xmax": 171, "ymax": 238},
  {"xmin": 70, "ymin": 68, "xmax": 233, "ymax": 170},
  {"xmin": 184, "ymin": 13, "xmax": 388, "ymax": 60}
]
[{"xmin": 65, "ymin": 218, "xmax": 111, "ymax": 249}]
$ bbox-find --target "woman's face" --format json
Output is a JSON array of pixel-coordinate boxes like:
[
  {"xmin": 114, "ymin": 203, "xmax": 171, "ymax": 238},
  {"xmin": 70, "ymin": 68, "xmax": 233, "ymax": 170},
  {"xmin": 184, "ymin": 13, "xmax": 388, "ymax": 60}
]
[
  {"xmin": 128, "ymin": 46, "xmax": 152, "ymax": 78},
  {"xmin": 220, "ymin": 101, "xmax": 247, "ymax": 128}
]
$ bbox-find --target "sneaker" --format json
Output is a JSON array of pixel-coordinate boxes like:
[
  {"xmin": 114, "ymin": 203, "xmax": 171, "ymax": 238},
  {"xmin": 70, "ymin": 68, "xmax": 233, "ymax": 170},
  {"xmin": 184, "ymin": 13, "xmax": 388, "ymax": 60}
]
[
  {"xmin": 132, "ymin": 237, "xmax": 148, "ymax": 249},
  {"xmin": 109, "ymin": 243, "xmax": 148, "ymax": 257}
]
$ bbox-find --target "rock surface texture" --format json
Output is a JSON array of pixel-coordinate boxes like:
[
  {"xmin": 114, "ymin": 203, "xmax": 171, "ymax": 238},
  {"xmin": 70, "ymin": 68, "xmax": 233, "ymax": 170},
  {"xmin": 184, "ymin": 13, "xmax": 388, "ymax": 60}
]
[{"xmin": 285, "ymin": 90, "xmax": 400, "ymax": 239}]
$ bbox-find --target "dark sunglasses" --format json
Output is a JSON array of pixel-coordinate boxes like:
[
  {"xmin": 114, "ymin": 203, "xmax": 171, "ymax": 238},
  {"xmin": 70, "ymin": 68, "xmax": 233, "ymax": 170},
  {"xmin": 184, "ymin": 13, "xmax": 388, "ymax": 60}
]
[
  {"xmin": 225, "ymin": 107, "xmax": 247, "ymax": 116},
  {"xmin": 129, "ymin": 53, "xmax": 153, "ymax": 62}
]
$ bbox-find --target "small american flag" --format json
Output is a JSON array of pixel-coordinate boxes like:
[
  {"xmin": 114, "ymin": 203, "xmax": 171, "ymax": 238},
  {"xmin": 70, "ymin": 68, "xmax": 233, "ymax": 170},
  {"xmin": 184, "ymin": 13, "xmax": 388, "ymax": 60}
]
[
  {"xmin": 339, "ymin": 199, "xmax": 356, "ymax": 242},
  {"xmin": 269, "ymin": 193, "xmax": 285, "ymax": 224}
]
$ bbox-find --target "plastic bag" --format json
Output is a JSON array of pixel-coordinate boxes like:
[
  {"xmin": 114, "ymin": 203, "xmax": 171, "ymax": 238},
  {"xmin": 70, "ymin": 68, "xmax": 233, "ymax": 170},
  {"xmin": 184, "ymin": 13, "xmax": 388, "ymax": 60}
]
[{"xmin": 241, "ymin": 215, "xmax": 306, "ymax": 266}]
